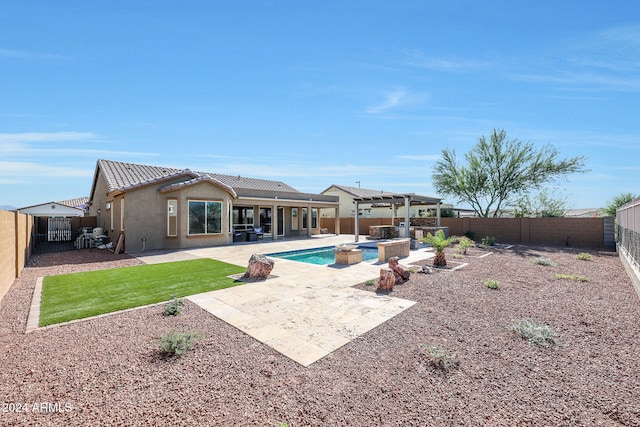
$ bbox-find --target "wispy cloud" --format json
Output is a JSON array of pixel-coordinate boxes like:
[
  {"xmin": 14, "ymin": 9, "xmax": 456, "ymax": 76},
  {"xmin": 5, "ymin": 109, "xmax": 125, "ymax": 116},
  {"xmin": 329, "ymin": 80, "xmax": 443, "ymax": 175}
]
[
  {"xmin": 0, "ymin": 131, "xmax": 102, "ymax": 144},
  {"xmin": 400, "ymin": 49, "xmax": 491, "ymax": 72},
  {"xmin": 0, "ymin": 161, "xmax": 93, "ymax": 178},
  {"xmin": 0, "ymin": 48, "xmax": 64, "ymax": 60},
  {"xmin": 365, "ymin": 88, "xmax": 427, "ymax": 114},
  {"xmin": 508, "ymin": 24, "xmax": 640, "ymax": 92},
  {"xmin": 395, "ymin": 154, "xmax": 440, "ymax": 161},
  {"xmin": 0, "ymin": 132, "xmax": 159, "ymax": 158}
]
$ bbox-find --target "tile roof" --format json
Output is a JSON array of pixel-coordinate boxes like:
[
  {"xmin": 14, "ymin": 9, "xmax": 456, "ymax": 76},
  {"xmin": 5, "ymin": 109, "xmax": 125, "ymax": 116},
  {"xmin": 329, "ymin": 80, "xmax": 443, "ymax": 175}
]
[
  {"xmin": 57, "ymin": 197, "xmax": 89, "ymax": 209},
  {"xmin": 96, "ymin": 159, "xmax": 299, "ymax": 195}
]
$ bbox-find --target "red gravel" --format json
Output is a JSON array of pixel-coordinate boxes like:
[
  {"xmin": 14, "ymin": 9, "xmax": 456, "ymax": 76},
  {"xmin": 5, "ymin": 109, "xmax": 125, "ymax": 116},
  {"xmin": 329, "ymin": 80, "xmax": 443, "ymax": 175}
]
[{"xmin": 0, "ymin": 245, "xmax": 639, "ymax": 426}]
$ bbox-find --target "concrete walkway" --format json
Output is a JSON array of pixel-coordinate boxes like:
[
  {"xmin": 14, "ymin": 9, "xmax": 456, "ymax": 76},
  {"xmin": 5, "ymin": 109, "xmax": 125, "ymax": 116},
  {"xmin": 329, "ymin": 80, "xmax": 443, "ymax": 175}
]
[{"xmin": 135, "ymin": 235, "xmax": 435, "ymax": 367}]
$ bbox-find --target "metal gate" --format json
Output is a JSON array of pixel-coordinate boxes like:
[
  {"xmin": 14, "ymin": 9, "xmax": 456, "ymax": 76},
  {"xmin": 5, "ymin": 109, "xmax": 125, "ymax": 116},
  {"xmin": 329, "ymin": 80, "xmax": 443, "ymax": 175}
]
[{"xmin": 48, "ymin": 217, "xmax": 72, "ymax": 242}]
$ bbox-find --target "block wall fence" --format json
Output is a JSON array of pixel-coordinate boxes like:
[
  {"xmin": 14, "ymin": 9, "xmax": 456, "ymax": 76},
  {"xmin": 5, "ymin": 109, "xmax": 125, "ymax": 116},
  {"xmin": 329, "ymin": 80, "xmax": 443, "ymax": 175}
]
[
  {"xmin": 0, "ymin": 210, "xmax": 32, "ymax": 303},
  {"xmin": 320, "ymin": 216, "xmax": 614, "ymax": 249}
]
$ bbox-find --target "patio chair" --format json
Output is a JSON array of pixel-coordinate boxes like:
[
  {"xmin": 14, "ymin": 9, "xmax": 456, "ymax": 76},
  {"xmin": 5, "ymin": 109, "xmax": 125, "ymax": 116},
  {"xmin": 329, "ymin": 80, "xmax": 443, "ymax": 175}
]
[
  {"xmin": 232, "ymin": 227, "xmax": 243, "ymax": 242},
  {"xmin": 253, "ymin": 226, "xmax": 264, "ymax": 240}
]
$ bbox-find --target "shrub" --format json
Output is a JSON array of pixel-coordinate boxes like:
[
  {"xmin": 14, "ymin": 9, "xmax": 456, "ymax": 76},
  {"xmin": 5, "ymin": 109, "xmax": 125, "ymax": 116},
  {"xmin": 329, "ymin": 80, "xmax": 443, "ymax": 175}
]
[
  {"xmin": 420, "ymin": 344, "xmax": 459, "ymax": 371},
  {"xmin": 163, "ymin": 295, "xmax": 185, "ymax": 316},
  {"xmin": 555, "ymin": 273, "xmax": 588, "ymax": 282},
  {"xmin": 481, "ymin": 236, "xmax": 496, "ymax": 246},
  {"xmin": 484, "ymin": 279, "xmax": 500, "ymax": 289},
  {"xmin": 457, "ymin": 236, "xmax": 476, "ymax": 254},
  {"xmin": 510, "ymin": 319, "xmax": 557, "ymax": 347},
  {"xmin": 533, "ymin": 257, "xmax": 556, "ymax": 266},
  {"xmin": 364, "ymin": 279, "xmax": 376, "ymax": 286},
  {"xmin": 576, "ymin": 252, "xmax": 592, "ymax": 261},
  {"xmin": 159, "ymin": 329, "xmax": 201, "ymax": 357},
  {"xmin": 464, "ymin": 230, "xmax": 476, "ymax": 240}
]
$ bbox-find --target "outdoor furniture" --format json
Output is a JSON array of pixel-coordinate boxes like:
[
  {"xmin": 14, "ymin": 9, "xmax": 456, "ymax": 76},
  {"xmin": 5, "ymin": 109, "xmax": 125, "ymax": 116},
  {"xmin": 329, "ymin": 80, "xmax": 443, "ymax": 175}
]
[
  {"xmin": 232, "ymin": 227, "xmax": 243, "ymax": 242},
  {"xmin": 253, "ymin": 226, "xmax": 264, "ymax": 240}
]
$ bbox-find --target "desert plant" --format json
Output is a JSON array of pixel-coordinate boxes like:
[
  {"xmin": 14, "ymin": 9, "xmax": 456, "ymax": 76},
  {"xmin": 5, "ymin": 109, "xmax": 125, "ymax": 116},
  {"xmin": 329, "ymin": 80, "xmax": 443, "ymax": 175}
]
[
  {"xmin": 533, "ymin": 257, "xmax": 556, "ymax": 266},
  {"xmin": 457, "ymin": 236, "xmax": 476, "ymax": 254},
  {"xmin": 484, "ymin": 279, "xmax": 500, "ymax": 289},
  {"xmin": 453, "ymin": 253, "xmax": 464, "ymax": 259},
  {"xmin": 364, "ymin": 279, "xmax": 376, "ymax": 286},
  {"xmin": 163, "ymin": 295, "xmax": 185, "ymax": 316},
  {"xmin": 576, "ymin": 252, "xmax": 592, "ymax": 261},
  {"xmin": 555, "ymin": 273, "xmax": 588, "ymax": 282},
  {"xmin": 422, "ymin": 229, "xmax": 453, "ymax": 267},
  {"xmin": 510, "ymin": 319, "xmax": 557, "ymax": 347},
  {"xmin": 481, "ymin": 235, "xmax": 496, "ymax": 246},
  {"xmin": 159, "ymin": 329, "xmax": 201, "ymax": 357},
  {"xmin": 420, "ymin": 344, "xmax": 459, "ymax": 371}
]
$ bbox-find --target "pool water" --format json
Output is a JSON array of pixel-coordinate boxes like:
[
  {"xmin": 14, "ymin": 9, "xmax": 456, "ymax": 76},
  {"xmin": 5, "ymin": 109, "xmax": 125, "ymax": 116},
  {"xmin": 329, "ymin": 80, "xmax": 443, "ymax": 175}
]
[{"xmin": 267, "ymin": 246, "xmax": 378, "ymax": 265}]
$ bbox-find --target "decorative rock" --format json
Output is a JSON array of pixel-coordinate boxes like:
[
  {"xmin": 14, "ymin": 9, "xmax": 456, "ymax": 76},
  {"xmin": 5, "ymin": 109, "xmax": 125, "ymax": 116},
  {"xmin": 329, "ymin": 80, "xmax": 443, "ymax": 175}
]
[
  {"xmin": 378, "ymin": 268, "xmax": 396, "ymax": 291},
  {"xmin": 244, "ymin": 254, "xmax": 274, "ymax": 279},
  {"xmin": 388, "ymin": 256, "xmax": 411, "ymax": 283}
]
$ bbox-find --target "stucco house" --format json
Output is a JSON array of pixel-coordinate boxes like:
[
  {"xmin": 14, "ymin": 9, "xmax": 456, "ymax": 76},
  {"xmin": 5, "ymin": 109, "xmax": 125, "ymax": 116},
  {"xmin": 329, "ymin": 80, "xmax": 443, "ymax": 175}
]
[{"xmin": 88, "ymin": 159, "xmax": 340, "ymax": 252}]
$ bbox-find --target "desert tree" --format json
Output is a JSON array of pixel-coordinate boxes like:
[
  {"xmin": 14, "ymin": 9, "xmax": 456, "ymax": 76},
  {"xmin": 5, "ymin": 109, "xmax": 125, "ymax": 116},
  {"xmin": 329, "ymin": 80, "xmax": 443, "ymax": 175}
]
[
  {"xmin": 601, "ymin": 192, "xmax": 637, "ymax": 217},
  {"xmin": 432, "ymin": 129, "xmax": 587, "ymax": 218}
]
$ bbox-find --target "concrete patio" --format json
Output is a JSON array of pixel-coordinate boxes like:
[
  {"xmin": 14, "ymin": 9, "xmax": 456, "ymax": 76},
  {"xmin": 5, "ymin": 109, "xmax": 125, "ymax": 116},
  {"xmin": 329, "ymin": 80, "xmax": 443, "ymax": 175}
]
[{"xmin": 135, "ymin": 235, "xmax": 435, "ymax": 366}]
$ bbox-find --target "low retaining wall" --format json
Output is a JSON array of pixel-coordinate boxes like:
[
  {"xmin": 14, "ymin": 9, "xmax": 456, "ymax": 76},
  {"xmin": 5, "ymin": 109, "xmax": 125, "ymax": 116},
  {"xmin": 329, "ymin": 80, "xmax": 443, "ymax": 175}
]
[{"xmin": 377, "ymin": 239, "xmax": 410, "ymax": 262}]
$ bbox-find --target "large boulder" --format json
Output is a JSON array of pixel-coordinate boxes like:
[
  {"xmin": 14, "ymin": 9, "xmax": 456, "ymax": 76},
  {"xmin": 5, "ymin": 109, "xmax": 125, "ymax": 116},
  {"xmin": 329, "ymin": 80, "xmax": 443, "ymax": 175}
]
[
  {"xmin": 244, "ymin": 254, "xmax": 274, "ymax": 279},
  {"xmin": 388, "ymin": 256, "xmax": 410, "ymax": 283},
  {"xmin": 378, "ymin": 268, "xmax": 396, "ymax": 291}
]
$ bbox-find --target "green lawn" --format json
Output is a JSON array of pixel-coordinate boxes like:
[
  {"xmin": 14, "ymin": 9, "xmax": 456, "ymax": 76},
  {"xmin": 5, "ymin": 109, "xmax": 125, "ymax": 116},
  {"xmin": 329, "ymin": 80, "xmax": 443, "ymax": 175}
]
[{"xmin": 40, "ymin": 258, "xmax": 245, "ymax": 326}]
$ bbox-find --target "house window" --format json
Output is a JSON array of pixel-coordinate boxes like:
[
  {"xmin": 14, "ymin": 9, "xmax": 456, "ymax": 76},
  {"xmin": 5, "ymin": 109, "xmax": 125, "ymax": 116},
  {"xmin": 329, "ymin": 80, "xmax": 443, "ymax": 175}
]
[
  {"xmin": 232, "ymin": 206, "xmax": 254, "ymax": 230},
  {"xmin": 167, "ymin": 200, "xmax": 177, "ymax": 236},
  {"xmin": 302, "ymin": 208, "xmax": 307, "ymax": 229},
  {"xmin": 188, "ymin": 200, "xmax": 222, "ymax": 235},
  {"xmin": 312, "ymin": 208, "xmax": 318, "ymax": 229},
  {"xmin": 291, "ymin": 208, "xmax": 298, "ymax": 230}
]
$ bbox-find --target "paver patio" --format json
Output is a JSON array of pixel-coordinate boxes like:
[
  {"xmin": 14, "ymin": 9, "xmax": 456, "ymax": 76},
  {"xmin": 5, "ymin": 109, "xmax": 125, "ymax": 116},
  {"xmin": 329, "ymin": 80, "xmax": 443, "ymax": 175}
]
[{"xmin": 136, "ymin": 235, "xmax": 434, "ymax": 366}]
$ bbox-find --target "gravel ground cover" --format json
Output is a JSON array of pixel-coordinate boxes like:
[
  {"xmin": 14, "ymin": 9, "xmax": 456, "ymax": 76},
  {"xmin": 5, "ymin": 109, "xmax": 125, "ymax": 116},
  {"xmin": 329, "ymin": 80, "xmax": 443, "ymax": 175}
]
[{"xmin": 1, "ymin": 245, "xmax": 639, "ymax": 426}]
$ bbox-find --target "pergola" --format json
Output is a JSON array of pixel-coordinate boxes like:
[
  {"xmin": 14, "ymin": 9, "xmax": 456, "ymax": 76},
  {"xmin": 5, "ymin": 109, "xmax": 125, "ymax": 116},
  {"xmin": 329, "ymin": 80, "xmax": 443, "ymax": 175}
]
[{"xmin": 352, "ymin": 193, "xmax": 442, "ymax": 242}]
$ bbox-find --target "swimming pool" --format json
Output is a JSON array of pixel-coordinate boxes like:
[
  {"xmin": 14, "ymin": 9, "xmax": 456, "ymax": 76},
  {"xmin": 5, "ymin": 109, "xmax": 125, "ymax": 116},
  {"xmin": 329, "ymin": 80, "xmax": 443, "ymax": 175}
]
[{"xmin": 267, "ymin": 245, "xmax": 378, "ymax": 265}]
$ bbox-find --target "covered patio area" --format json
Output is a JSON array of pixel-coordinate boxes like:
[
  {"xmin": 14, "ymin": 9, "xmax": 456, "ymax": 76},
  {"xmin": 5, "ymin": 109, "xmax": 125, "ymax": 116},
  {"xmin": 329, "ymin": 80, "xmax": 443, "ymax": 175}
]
[{"xmin": 352, "ymin": 193, "xmax": 442, "ymax": 242}]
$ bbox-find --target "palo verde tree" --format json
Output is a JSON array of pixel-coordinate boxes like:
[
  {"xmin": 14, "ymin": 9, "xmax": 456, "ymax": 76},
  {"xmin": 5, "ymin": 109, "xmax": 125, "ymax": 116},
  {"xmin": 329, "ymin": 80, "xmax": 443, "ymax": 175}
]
[
  {"xmin": 601, "ymin": 192, "xmax": 637, "ymax": 217},
  {"xmin": 432, "ymin": 129, "xmax": 587, "ymax": 218}
]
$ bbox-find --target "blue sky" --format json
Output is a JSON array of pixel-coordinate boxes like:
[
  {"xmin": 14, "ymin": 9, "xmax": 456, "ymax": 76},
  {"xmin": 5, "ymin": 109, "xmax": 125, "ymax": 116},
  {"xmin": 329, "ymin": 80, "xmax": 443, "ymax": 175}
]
[{"xmin": 1, "ymin": 1, "xmax": 639, "ymax": 210}]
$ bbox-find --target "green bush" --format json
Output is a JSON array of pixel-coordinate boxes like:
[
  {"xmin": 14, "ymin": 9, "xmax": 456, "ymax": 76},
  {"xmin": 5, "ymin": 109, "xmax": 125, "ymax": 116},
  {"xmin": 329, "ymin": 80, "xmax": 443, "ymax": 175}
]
[
  {"xmin": 457, "ymin": 236, "xmax": 476, "ymax": 254},
  {"xmin": 420, "ymin": 344, "xmax": 459, "ymax": 371},
  {"xmin": 484, "ymin": 279, "xmax": 500, "ymax": 289},
  {"xmin": 555, "ymin": 273, "xmax": 588, "ymax": 282},
  {"xmin": 163, "ymin": 295, "xmax": 185, "ymax": 316},
  {"xmin": 364, "ymin": 279, "xmax": 376, "ymax": 286},
  {"xmin": 533, "ymin": 257, "xmax": 556, "ymax": 266},
  {"xmin": 576, "ymin": 252, "xmax": 592, "ymax": 261},
  {"xmin": 481, "ymin": 235, "xmax": 496, "ymax": 246},
  {"xmin": 159, "ymin": 329, "xmax": 201, "ymax": 357},
  {"xmin": 510, "ymin": 319, "xmax": 557, "ymax": 347}
]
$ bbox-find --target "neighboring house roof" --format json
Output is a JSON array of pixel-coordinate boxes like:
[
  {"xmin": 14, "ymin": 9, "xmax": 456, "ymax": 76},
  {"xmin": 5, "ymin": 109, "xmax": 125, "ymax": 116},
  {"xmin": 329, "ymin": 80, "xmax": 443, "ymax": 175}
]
[
  {"xmin": 58, "ymin": 197, "xmax": 89, "ymax": 209},
  {"xmin": 16, "ymin": 201, "xmax": 86, "ymax": 216},
  {"xmin": 91, "ymin": 159, "xmax": 299, "ymax": 199},
  {"xmin": 564, "ymin": 208, "xmax": 602, "ymax": 218},
  {"xmin": 322, "ymin": 184, "xmax": 397, "ymax": 199}
]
